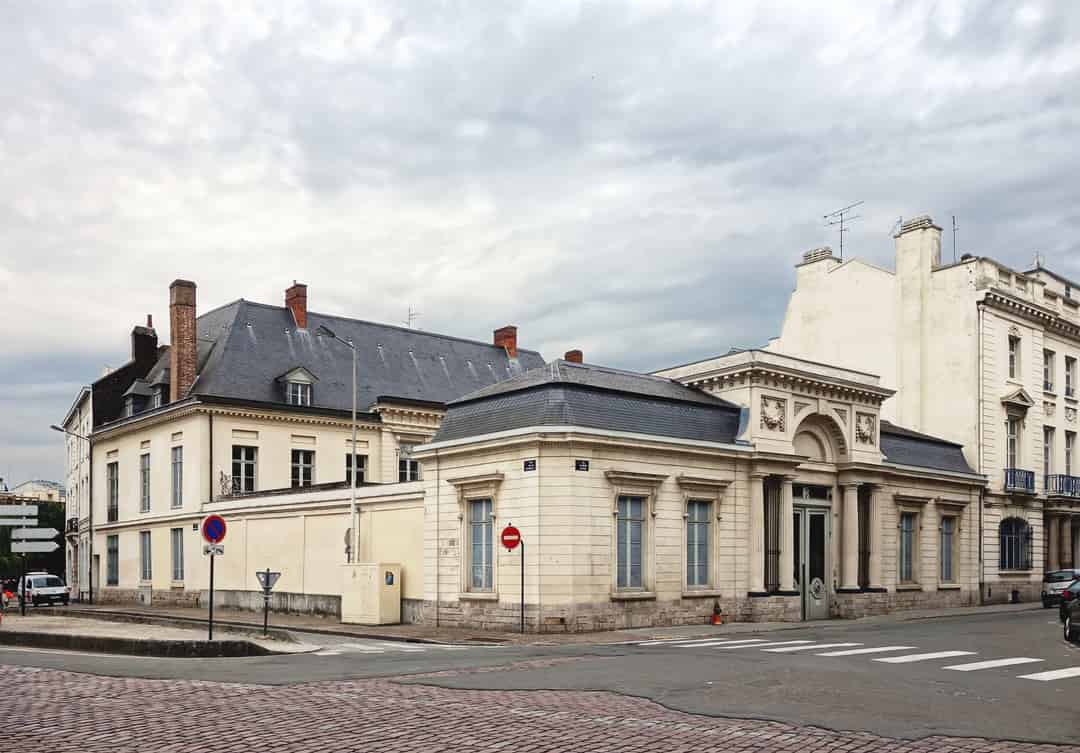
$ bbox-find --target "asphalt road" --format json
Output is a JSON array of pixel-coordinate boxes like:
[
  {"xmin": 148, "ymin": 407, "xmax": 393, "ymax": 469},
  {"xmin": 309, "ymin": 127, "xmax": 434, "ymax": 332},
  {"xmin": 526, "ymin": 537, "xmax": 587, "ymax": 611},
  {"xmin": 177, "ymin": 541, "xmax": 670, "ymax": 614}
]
[{"xmin": 2, "ymin": 608, "xmax": 1078, "ymax": 745}]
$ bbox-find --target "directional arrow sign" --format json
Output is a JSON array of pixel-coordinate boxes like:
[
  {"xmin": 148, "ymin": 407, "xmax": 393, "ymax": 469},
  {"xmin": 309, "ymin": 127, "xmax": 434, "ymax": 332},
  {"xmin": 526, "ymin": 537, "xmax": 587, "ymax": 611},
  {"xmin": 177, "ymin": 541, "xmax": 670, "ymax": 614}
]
[
  {"xmin": 12, "ymin": 528, "xmax": 59, "ymax": 540},
  {"xmin": 0, "ymin": 518, "xmax": 40, "ymax": 527},
  {"xmin": 12, "ymin": 541, "xmax": 60, "ymax": 554},
  {"xmin": 0, "ymin": 505, "xmax": 37, "ymax": 517}
]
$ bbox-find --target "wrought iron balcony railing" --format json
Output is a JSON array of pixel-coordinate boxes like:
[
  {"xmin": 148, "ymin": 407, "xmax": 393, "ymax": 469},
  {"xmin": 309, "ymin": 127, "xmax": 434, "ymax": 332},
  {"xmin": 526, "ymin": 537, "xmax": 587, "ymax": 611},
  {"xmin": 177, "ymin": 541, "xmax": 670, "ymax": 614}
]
[
  {"xmin": 1046, "ymin": 474, "xmax": 1080, "ymax": 497},
  {"xmin": 1004, "ymin": 468, "xmax": 1035, "ymax": 494}
]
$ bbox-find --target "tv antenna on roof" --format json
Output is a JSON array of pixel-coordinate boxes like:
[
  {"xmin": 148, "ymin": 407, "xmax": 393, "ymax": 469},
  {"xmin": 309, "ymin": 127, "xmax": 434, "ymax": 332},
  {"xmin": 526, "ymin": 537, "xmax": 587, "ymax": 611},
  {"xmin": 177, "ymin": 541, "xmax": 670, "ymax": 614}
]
[
  {"xmin": 823, "ymin": 201, "xmax": 863, "ymax": 260},
  {"xmin": 403, "ymin": 306, "xmax": 421, "ymax": 329},
  {"xmin": 952, "ymin": 215, "xmax": 959, "ymax": 264}
]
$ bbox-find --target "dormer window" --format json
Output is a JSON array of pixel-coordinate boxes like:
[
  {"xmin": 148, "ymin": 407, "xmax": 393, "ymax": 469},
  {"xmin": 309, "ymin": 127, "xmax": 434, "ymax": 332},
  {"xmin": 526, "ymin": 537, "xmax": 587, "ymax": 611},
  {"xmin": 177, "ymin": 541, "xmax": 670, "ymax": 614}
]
[
  {"xmin": 287, "ymin": 382, "xmax": 311, "ymax": 406},
  {"xmin": 276, "ymin": 366, "xmax": 318, "ymax": 407},
  {"xmin": 151, "ymin": 389, "xmax": 163, "ymax": 409}
]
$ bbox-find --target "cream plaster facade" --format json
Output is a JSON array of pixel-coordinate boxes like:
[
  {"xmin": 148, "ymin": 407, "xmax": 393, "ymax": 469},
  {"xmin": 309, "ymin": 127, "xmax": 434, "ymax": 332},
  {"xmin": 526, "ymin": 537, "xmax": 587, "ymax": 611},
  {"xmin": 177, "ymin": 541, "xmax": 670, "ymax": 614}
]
[
  {"xmin": 415, "ymin": 352, "xmax": 984, "ymax": 632},
  {"xmin": 61, "ymin": 387, "xmax": 92, "ymax": 598},
  {"xmin": 769, "ymin": 216, "xmax": 1080, "ymax": 603},
  {"xmin": 89, "ymin": 399, "xmax": 438, "ymax": 614}
]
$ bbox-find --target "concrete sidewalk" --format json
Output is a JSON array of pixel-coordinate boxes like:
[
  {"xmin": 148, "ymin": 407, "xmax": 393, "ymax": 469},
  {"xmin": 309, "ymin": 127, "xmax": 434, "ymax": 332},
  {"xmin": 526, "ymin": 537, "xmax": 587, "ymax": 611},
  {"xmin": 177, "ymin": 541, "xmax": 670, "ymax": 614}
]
[
  {"xmin": 0, "ymin": 613, "xmax": 317, "ymax": 656},
  {"xmin": 56, "ymin": 600, "xmax": 1041, "ymax": 646}
]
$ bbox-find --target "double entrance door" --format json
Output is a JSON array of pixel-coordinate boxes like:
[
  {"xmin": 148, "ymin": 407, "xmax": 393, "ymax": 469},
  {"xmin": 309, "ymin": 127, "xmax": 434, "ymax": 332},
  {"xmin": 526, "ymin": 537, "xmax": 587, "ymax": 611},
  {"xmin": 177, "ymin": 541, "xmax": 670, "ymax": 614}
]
[{"xmin": 793, "ymin": 504, "xmax": 831, "ymax": 620}]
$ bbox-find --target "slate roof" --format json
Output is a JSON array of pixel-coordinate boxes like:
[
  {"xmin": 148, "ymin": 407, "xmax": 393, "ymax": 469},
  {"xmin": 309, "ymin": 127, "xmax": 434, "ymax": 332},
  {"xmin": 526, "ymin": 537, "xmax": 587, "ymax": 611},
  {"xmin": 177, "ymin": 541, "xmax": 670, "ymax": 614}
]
[
  {"xmin": 433, "ymin": 360, "xmax": 742, "ymax": 444},
  {"xmin": 152, "ymin": 299, "xmax": 544, "ymax": 414},
  {"xmin": 880, "ymin": 421, "xmax": 976, "ymax": 475}
]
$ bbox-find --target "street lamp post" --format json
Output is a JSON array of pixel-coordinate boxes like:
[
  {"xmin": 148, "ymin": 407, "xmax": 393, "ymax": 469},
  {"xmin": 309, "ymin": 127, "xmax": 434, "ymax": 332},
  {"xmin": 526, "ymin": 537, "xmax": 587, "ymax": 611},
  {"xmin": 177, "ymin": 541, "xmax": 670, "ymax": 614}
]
[
  {"xmin": 50, "ymin": 424, "xmax": 92, "ymax": 604},
  {"xmin": 316, "ymin": 325, "xmax": 359, "ymax": 563}
]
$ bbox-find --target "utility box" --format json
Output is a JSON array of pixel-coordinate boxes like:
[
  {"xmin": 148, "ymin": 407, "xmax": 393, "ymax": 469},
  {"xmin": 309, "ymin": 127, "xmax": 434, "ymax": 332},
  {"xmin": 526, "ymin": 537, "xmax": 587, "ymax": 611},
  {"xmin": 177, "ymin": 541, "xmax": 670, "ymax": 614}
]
[{"xmin": 341, "ymin": 562, "xmax": 401, "ymax": 625}]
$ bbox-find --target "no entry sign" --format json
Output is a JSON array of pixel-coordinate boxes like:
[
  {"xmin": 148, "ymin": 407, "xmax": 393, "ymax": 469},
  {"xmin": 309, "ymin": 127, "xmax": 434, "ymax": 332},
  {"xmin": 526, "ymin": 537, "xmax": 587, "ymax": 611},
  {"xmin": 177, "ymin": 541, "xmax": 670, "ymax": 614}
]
[
  {"xmin": 201, "ymin": 514, "xmax": 227, "ymax": 544},
  {"xmin": 501, "ymin": 525, "xmax": 521, "ymax": 550}
]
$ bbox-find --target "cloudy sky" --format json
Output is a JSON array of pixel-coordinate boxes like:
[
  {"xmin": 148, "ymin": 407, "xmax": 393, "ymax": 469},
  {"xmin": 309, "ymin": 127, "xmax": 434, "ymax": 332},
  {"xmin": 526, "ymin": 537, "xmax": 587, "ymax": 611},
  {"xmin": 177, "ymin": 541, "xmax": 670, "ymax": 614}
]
[{"xmin": 2, "ymin": 1, "xmax": 1078, "ymax": 486}]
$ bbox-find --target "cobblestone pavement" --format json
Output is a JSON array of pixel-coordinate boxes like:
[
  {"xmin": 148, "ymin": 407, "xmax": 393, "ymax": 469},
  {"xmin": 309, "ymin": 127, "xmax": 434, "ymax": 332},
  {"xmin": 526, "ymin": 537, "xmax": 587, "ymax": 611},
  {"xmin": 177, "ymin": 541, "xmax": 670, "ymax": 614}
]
[{"xmin": 6, "ymin": 660, "xmax": 1078, "ymax": 753}]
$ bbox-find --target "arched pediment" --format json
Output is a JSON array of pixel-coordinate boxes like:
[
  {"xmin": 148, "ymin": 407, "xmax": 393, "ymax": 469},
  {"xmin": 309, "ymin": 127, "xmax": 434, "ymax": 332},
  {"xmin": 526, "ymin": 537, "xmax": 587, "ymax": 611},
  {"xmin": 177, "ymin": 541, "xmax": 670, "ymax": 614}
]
[{"xmin": 792, "ymin": 412, "xmax": 848, "ymax": 463}]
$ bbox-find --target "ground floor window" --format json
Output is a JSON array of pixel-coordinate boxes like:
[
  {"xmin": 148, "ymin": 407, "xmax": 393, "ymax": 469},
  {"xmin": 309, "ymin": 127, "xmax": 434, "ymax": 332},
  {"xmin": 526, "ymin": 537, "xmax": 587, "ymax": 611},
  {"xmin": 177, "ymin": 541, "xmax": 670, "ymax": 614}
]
[
  {"xmin": 291, "ymin": 449, "xmax": 315, "ymax": 487},
  {"xmin": 106, "ymin": 535, "xmax": 119, "ymax": 586},
  {"xmin": 170, "ymin": 527, "xmax": 185, "ymax": 582},
  {"xmin": 857, "ymin": 487, "xmax": 871, "ymax": 589},
  {"xmin": 139, "ymin": 531, "xmax": 152, "ymax": 581},
  {"xmin": 468, "ymin": 498, "xmax": 493, "ymax": 591},
  {"xmin": 899, "ymin": 512, "xmax": 918, "ymax": 584},
  {"xmin": 686, "ymin": 500, "xmax": 711, "ymax": 587},
  {"xmin": 940, "ymin": 515, "xmax": 957, "ymax": 583},
  {"xmin": 616, "ymin": 495, "xmax": 646, "ymax": 590},
  {"xmin": 999, "ymin": 517, "xmax": 1032, "ymax": 570},
  {"xmin": 764, "ymin": 479, "xmax": 781, "ymax": 593}
]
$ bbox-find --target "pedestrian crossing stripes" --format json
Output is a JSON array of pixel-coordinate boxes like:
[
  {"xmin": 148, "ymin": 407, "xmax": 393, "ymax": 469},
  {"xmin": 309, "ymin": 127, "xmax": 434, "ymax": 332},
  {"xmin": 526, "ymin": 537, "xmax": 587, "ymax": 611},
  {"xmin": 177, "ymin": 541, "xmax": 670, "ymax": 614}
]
[
  {"xmin": 943, "ymin": 657, "xmax": 1043, "ymax": 672},
  {"xmin": 874, "ymin": 650, "xmax": 976, "ymax": 664},
  {"xmin": 313, "ymin": 640, "xmax": 476, "ymax": 657},
  {"xmin": 816, "ymin": 646, "xmax": 916, "ymax": 657},
  {"xmin": 634, "ymin": 634, "xmax": 1080, "ymax": 683}
]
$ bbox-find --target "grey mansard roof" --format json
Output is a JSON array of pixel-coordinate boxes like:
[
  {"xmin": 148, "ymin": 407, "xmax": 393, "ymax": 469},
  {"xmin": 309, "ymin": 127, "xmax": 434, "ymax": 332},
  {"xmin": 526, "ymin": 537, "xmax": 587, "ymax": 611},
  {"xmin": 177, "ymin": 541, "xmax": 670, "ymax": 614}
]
[
  {"xmin": 880, "ymin": 421, "xmax": 977, "ymax": 475},
  {"xmin": 433, "ymin": 360, "xmax": 743, "ymax": 444},
  {"xmin": 138, "ymin": 299, "xmax": 544, "ymax": 418}
]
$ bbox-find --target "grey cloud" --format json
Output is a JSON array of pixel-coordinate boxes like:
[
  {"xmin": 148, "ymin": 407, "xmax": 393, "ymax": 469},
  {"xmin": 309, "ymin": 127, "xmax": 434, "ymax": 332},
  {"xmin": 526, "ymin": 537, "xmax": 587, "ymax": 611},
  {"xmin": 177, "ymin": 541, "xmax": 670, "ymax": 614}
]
[{"xmin": 2, "ymin": 1, "xmax": 1079, "ymax": 483}]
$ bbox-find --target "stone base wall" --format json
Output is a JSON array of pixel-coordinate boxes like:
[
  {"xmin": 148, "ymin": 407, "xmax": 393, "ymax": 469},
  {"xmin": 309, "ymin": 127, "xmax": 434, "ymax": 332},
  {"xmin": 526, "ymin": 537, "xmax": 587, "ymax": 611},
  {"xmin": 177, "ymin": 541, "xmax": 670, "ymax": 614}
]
[
  {"xmin": 981, "ymin": 580, "xmax": 1041, "ymax": 605},
  {"xmin": 400, "ymin": 598, "xmax": 425, "ymax": 624},
  {"xmin": 95, "ymin": 587, "xmax": 340, "ymax": 617},
  {"xmin": 421, "ymin": 593, "xmax": 807, "ymax": 633},
  {"xmin": 831, "ymin": 588, "xmax": 977, "ymax": 618}
]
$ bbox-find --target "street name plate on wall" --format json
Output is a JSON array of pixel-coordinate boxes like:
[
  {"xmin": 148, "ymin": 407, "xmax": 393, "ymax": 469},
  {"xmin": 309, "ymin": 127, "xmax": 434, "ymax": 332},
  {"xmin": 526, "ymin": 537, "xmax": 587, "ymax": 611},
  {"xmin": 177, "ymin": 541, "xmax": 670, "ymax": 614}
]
[
  {"xmin": 575, "ymin": 460, "xmax": 590, "ymax": 472},
  {"xmin": 523, "ymin": 459, "xmax": 537, "ymax": 472}
]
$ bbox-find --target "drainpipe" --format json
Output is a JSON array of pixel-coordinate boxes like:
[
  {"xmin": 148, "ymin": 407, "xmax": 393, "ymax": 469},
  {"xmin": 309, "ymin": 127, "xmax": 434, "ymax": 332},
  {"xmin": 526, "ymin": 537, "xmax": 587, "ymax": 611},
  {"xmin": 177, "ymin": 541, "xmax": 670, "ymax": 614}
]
[
  {"xmin": 977, "ymin": 302, "xmax": 985, "ymax": 605},
  {"xmin": 208, "ymin": 412, "xmax": 214, "ymax": 502},
  {"xmin": 87, "ymin": 431, "xmax": 94, "ymax": 604}
]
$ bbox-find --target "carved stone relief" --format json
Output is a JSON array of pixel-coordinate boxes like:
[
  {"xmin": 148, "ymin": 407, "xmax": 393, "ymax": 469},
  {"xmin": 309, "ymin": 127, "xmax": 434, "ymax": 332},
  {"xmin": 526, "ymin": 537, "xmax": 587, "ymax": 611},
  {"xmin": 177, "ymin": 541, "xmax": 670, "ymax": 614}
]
[
  {"xmin": 794, "ymin": 401, "xmax": 811, "ymax": 414},
  {"xmin": 1067, "ymin": 407, "xmax": 1078, "ymax": 424},
  {"xmin": 760, "ymin": 396, "xmax": 786, "ymax": 432},
  {"xmin": 833, "ymin": 408, "xmax": 848, "ymax": 425},
  {"xmin": 1044, "ymin": 401, "xmax": 1056, "ymax": 418},
  {"xmin": 855, "ymin": 413, "xmax": 876, "ymax": 445}
]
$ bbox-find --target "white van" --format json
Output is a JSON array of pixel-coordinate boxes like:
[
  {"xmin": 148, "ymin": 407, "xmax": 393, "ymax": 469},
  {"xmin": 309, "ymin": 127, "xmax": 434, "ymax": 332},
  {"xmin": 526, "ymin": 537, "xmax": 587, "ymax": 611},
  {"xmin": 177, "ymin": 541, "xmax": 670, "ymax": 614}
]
[{"xmin": 16, "ymin": 572, "xmax": 70, "ymax": 607}]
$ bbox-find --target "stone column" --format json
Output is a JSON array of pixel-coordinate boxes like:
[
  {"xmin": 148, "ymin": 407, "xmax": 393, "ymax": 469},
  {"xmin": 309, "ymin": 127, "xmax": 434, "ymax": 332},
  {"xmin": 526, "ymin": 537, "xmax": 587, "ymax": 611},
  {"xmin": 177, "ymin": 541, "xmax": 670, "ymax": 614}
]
[
  {"xmin": 1061, "ymin": 516, "xmax": 1074, "ymax": 570},
  {"xmin": 749, "ymin": 473, "xmax": 767, "ymax": 594},
  {"xmin": 841, "ymin": 483, "xmax": 860, "ymax": 590},
  {"xmin": 1048, "ymin": 515, "xmax": 1061, "ymax": 571},
  {"xmin": 868, "ymin": 486, "xmax": 883, "ymax": 589},
  {"xmin": 779, "ymin": 476, "xmax": 795, "ymax": 592}
]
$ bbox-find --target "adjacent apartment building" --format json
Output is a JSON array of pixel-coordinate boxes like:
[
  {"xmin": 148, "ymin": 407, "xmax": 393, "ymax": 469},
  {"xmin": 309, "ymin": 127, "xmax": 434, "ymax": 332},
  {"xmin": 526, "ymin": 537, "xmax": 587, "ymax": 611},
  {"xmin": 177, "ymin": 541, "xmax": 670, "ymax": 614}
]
[{"xmin": 768, "ymin": 215, "xmax": 1080, "ymax": 602}]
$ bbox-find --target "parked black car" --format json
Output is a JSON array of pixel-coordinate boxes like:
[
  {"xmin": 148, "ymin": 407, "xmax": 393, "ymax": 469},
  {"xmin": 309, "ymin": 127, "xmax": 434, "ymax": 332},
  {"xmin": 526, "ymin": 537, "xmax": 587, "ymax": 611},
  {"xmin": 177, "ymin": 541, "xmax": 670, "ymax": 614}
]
[{"xmin": 1060, "ymin": 579, "xmax": 1080, "ymax": 641}]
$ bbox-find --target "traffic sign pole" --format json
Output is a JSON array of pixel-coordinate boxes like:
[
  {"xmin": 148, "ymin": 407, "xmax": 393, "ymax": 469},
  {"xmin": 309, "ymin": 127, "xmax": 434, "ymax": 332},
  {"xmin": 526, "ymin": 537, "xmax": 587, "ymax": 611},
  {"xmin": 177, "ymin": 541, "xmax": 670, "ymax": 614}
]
[
  {"xmin": 501, "ymin": 524, "xmax": 524, "ymax": 634},
  {"xmin": 263, "ymin": 568, "xmax": 270, "ymax": 637},
  {"xmin": 209, "ymin": 552, "xmax": 215, "ymax": 642}
]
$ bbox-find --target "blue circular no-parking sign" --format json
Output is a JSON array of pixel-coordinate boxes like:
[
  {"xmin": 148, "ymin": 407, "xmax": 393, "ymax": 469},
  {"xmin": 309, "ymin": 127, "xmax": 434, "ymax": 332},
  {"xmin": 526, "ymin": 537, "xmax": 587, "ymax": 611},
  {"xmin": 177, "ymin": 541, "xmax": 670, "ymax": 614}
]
[{"xmin": 201, "ymin": 514, "xmax": 227, "ymax": 544}]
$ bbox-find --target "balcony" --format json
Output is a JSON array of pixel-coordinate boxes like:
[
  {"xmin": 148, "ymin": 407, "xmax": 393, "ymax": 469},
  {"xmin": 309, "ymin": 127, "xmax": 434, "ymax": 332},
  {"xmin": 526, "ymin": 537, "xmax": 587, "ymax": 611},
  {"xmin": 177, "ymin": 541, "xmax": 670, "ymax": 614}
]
[
  {"xmin": 65, "ymin": 517, "xmax": 79, "ymax": 535},
  {"xmin": 1004, "ymin": 468, "xmax": 1035, "ymax": 494},
  {"xmin": 1046, "ymin": 474, "xmax": 1080, "ymax": 497}
]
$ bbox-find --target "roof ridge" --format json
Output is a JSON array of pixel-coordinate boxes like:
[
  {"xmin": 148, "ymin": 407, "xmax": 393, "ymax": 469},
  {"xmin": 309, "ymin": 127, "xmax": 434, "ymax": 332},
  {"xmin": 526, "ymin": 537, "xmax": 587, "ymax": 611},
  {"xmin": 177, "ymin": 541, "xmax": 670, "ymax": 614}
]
[{"xmin": 235, "ymin": 299, "xmax": 543, "ymax": 355}]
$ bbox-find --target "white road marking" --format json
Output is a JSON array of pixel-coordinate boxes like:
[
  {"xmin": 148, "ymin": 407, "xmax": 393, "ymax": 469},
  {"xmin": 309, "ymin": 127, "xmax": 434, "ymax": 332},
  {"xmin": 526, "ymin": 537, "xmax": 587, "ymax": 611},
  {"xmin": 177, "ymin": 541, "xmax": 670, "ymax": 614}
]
[
  {"xmin": 676, "ymin": 639, "xmax": 770, "ymax": 648},
  {"xmin": 875, "ymin": 651, "xmax": 976, "ymax": 664},
  {"xmin": 762, "ymin": 642, "xmax": 861, "ymax": 653},
  {"xmin": 707, "ymin": 640, "xmax": 815, "ymax": 650},
  {"xmin": 338, "ymin": 642, "xmax": 387, "ymax": 653},
  {"xmin": 944, "ymin": 657, "xmax": 1044, "ymax": 672},
  {"xmin": 1017, "ymin": 667, "xmax": 1080, "ymax": 682},
  {"xmin": 639, "ymin": 636, "xmax": 758, "ymax": 647},
  {"xmin": 314, "ymin": 650, "xmax": 342, "ymax": 656},
  {"xmin": 816, "ymin": 646, "xmax": 916, "ymax": 657}
]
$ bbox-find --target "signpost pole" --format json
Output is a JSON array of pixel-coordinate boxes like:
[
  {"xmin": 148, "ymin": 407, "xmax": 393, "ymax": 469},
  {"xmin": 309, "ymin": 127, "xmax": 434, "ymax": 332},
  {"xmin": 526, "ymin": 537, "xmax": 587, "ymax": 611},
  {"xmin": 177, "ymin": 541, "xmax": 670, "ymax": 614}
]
[
  {"xmin": 208, "ymin": 552, "xmax": 215, "ymax": 642},
  {"xmin": 520, "ymin": 539, "xmax": 525, "ymax": 634},
  {"xmin": 263, "ymin": 567, "xmax": 270, "ymax": 637},
  {"xmin": 21, "ymin": 554, "xmax": 27, "ymax": 617}
]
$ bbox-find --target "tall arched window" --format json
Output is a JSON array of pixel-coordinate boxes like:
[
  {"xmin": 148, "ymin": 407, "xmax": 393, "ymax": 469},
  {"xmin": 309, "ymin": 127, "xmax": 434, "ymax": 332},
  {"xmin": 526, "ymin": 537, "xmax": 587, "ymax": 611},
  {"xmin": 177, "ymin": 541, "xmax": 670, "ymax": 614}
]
[{"xmin": 999, "ymin": 517, "xmax": 1032, "ymax": 570}]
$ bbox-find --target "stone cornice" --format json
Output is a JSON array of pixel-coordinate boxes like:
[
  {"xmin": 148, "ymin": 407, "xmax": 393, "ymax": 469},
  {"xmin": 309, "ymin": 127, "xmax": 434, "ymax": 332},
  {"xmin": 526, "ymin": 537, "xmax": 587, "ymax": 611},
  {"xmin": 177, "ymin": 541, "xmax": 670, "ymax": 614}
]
[
  {"xmin": 685, "ymin": 365, "xmax": 894, "ymax": 406},
  {"xmin": 981, "ymin": 289, "xmax": 1080, "ymax": 341}
]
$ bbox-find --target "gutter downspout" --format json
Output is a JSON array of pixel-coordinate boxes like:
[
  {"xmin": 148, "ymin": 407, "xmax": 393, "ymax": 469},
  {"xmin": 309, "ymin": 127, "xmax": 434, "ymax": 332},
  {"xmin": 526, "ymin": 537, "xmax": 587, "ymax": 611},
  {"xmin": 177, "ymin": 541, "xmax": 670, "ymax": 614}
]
[
  {"xmin": 977, "ymin": 302, "xmax": 985, "ymax": 605},
  {"xmin": 208, "ymin": 413, "xmax": 214, "ymax": 503},
  {"xmin": 87, "ymin": 430, "xmax": 94, "ymax": 605},
  {"xmin": 435, "ymin": 448, "xmax": 440, "ymax": 628}
]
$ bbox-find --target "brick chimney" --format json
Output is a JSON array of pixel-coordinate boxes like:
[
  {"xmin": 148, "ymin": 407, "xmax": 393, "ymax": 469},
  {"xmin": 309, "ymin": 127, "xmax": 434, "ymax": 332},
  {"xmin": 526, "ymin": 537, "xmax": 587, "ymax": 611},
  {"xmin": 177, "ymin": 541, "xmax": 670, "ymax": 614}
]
[
  {"xmin": 286, "ymin": 281, "xmax": 308, "ymax": 329},
  {"xmin": 131, "ymin": 314, "xmax": 158, "ymax": 371},
  {"xmin": 169, "ymin": 280, "xmax": 197, "ymax": 402},
  {"xmin": 564, "ymin": 349, "xmax": 583, "ymax": 364},
  {"xmin": 493, "ymin": 325, "xmax": 518, "ymax": 358}
]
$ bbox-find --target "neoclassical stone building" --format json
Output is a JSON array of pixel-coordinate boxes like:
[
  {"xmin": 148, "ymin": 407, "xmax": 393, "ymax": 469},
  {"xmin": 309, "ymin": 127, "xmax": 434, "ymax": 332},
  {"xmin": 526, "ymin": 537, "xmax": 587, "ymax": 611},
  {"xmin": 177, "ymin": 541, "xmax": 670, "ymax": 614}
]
[
  {"xmin": 768, "ymin": 215, "xmax": 1080, "ymax": 602},
  {"xmin": 416, "ymin": 352, "xmax": 984, "ymax": 631}
]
